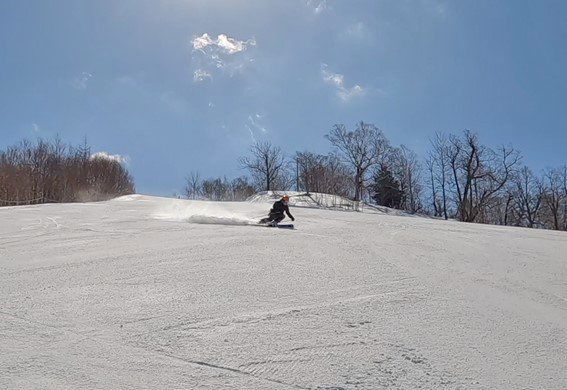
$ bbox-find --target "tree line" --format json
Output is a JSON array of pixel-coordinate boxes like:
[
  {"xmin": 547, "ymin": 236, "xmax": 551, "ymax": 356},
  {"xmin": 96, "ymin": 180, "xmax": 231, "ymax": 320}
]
[
  {"xmin": 425, "ymin": 131, "xmax": 567, "ymax": 230},
  {"xmin": 187, "ymin": 121, "xmax": 567, "ymax": 231},
  {"xmin": 0, "ymin": 138, "xmax": 134, "ymax": 206}
]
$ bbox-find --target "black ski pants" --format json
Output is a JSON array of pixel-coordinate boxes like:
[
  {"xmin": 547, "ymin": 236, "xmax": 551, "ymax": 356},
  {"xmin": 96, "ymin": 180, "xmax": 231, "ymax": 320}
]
[{"xmin": 260, "ymin": 212, "xmax": 285, "ymax": 224}]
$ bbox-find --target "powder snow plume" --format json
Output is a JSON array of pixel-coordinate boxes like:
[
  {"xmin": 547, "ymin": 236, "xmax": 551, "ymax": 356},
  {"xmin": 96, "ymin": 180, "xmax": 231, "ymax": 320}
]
[{"xmin": 152, "ymin": 199, "xmax": 260, "ymax": 226}]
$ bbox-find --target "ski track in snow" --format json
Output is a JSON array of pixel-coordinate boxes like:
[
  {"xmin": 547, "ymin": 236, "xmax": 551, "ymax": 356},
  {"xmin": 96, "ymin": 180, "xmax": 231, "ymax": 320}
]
[{"xmin": 1, "ymin": 195, "xmax": 566, "ymax": 389}]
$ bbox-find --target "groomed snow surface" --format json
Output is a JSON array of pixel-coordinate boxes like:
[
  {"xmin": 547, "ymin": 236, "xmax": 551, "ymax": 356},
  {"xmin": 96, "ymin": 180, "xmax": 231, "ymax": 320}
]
[{"xmin": 1, "ymin": 194, "xmax": 566, "ymax": 389}]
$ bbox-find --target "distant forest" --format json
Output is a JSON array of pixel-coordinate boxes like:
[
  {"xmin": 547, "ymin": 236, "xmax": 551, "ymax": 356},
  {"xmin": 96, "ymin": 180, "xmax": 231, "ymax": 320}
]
[
  {"xmin": 186, "ymin": 122, "xmax": 567, "ymax": 232},
  {"xmin": 0, "ymin": 138, "xmax": 134, "ymax": 206}
]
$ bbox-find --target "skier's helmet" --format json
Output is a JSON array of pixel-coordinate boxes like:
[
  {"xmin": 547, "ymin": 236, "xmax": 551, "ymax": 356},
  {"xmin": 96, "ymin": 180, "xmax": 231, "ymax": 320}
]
[{"xmin": 281, "ymin": 195, "xmax": 289, "ymax": 202}]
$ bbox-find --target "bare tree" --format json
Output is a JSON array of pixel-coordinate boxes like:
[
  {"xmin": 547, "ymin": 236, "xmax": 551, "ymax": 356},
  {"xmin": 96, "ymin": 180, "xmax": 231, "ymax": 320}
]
[
  {"xmin": 296, "ymin": 152, "xmax": 352, "ymax": 197},
  {"xmin": 489, "ymin": 192, "xmax": 516, "ymax": 226},
  {"xmin": 425, "ymin": 154, "xmax": 440, "ymax": 216},
  {"xmin": 230, "ymin": 176, "xmax": 256, "ymax": 201},
  {"xmin": 326, "ymin": 121, "xmax": 389, "ymax": 201},
  {"xmin": 325, "ymin": 154, "xmax": 354, "ymax": 197},
  {"xmin": 541, "ymin": 168, "xmax": 563, "ymax": 230},
  {"xmin": 389, "ymin": 145, "xmax": 423, "ymax": 213},
  {"xmin": 428, "ymin": 133, "xmax": 450, "ymax": 219},
  {"xmin": 296, "ymin": 152, "xmax": 319, "ymax": 194},
  {"xmin": 513, "ymin": 166, "xmax": 543, "ymax": 228},
  {"xmin": 0, "ymin": 138, "xmax": 134, "ymax": 206},
  {"xmin": 273, "ymin": 165, "xmax": 295, "ymax": 193},
  {"xmin": 447, "ymin": 130, "xmax": 520, "ymax": 223},
  {"xmin": 186, "ymin": 175, "xmax": 256, "ymax": 202},
  {"xmin": 184, "ymin": 171, "xmax": 201, "ymax": 200},
  {"xmin": 201, "ymin": 177, "xmax": 230, "ymax": 201},
  {"xmin": 239, "ymin": 141, "xmax": 286, "ymax": 191}
]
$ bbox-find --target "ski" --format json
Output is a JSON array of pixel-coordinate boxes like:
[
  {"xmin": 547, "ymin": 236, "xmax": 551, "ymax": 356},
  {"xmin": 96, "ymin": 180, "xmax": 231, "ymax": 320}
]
[
  {"xmin": 273, "ymin": 224, "xmax": 294, "ymax": 229},
  {"xmin": 257, "ymin": 223, "xmax": 294, "ymax": 229}
]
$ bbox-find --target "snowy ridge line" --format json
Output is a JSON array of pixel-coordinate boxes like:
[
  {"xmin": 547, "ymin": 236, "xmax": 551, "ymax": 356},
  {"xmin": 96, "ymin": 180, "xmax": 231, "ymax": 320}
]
[{"xmin": 247, "ymin": 190, "xmax": 413, "ymax": 216}]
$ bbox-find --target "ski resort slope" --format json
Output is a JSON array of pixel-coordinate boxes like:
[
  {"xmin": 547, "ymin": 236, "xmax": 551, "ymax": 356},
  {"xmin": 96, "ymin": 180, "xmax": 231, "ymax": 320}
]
[{"xmin": 1, "ymin": 195, "xmax": 566, "ymax": 390}]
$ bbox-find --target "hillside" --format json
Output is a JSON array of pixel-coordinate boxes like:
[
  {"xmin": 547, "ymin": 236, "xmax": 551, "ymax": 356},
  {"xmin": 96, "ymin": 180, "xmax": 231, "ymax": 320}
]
[{"xmin": 1, "ymin": 195, "xmax": 566, "ymax": 389}]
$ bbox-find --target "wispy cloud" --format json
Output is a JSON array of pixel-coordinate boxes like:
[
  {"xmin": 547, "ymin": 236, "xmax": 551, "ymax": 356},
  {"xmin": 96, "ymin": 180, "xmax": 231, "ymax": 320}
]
[
  {"xmin": 71, "ymin": 72, "xmax": 93, "ymax": 90},
  {"xmin": 159, "ymin": 91, "xmax": 189, "ymax": 115},
  {"xmin": 191, "ymin": 33, "xmax": 256, "ymax": 82},
  {"xmin": 90, "ymin": 152, "xmax": 129, "ymax": 165},
  {"xmin": 306, "ymin": 0, "xmax": 328, "ymax": 15},
  {"xmin": 401, "ymin": 0, "xmax": 448, "ymax": 17},
  {"xmin": 245, "ymin": 125, "xmax": 257, "ymax": 143},
  {"xmin": 321, "ymin": 64, "xmax": 365, "ymax": 102},
  {"xmin": 116, "ymin": 75, "xmax": 141, "ymax": 89},
  {"xmin": 345, "ymin": 22, "xmax": 366, "ymax": 40},
  {"xmin": 245, "ymin": 113, "xmax": 269, "ymax": 143},
  {"xmin": 248, "ymin": 114, "xmax": 268, "ymax": 133},
  {"xmin": 421, "ymin": 0, "xmax": 448, "ymax": 16},
  {"xmin": 32, "ymin": 123, "xmax": 40, "ymax": 132},
  {"xmin": 193, "ymin": 69, "xmax": 213, "ymax": 82}
]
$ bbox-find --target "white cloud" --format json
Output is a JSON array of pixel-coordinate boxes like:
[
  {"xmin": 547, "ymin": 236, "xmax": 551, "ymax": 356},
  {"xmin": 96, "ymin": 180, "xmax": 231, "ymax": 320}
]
[
  {"xmin": 321, "ymin": 64, "xmax": 365, "ymax": 102},
  {"xmin": 32, "ymin": 123, "xmax": 40, "ymax": 132},
  {"xmin": 322, "ymin": 67, "xmax": 344, "ymax": 87},
  {"xmin": 337, "ymin": 84, "xmax": 365, "ymax": 102},
  {"xmin": 192, "ymin": 33, "xmax": 215, "ymax": 51},
  {"xmin": 90, "ymin": 152, "xmax": 129, "ymax": 165},
  {"xmin": 217, "ymin": 34, "xmax": 254, "ymax": 54},
  {"xmin": 71, "ymin": 72, "xmax": 93, "ymax": 90},
  {"xmin": 191, "ymin": 33, "xmax": 256, "ymax": 82},
  {"xmin": 306, "ymin": 0, "xmax": 328, "ymax": 15},
  {"xmin": 192, "ymin": 33, "xmax": 256, "ymax": 54}
]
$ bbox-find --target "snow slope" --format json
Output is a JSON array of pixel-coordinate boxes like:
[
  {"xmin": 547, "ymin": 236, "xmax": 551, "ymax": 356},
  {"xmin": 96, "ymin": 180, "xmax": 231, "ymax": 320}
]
[{"xmin": 1, "ymin": 195, "xmax": 566, "ymax": 389}]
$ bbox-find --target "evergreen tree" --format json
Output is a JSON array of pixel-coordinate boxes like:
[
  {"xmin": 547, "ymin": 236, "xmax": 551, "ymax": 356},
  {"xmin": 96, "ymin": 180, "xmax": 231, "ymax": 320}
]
[{"xmin": 372, "ymin": 165, "xmax": 403, "ymax": 208}]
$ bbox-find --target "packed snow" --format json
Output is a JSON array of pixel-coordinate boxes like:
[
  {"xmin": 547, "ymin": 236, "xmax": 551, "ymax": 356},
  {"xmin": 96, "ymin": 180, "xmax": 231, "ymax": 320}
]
[{"xmin": 1, "ymin": 194, "xmax": 566, "ymax": 389}]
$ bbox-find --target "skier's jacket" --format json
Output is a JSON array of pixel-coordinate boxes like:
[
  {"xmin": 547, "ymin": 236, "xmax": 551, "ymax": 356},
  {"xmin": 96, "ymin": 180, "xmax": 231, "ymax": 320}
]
[{"xmin": 270, "ymin": 200, "xmax": 294, "ymax": 219}]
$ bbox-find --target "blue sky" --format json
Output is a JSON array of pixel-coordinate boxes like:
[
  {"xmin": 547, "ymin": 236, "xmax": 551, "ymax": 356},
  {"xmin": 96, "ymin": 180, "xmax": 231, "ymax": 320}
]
[{"xmin": 1, "ymin": 0, "xmax": 566, "ymax": 196}]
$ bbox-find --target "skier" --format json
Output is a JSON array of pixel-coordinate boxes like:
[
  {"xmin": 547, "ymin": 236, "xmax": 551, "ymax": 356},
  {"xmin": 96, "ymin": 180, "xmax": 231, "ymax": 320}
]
[{"xmin": 259, "ymin": 195, "xmax": 295, "ymax": 226}]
